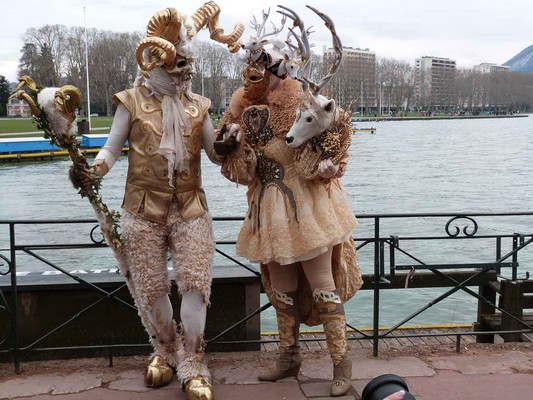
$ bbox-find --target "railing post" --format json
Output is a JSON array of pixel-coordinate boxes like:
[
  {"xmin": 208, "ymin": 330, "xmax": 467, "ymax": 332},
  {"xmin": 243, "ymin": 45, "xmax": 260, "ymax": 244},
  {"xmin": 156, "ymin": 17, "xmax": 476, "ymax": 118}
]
[
  {"xmin": 372, "ymin": 217, "xmax": 380, "ymax": 357},
  {"xmin": 515, "ymin": 233, "xmax": 525, "ymax": 280},
  {"xmin": 496, "ymin": 237, "xmax": 501, "ymax": 275},
  {"xmin": 389, "ymin": 235, "xmax": 398, "ymax": 279},
  {"xmin": 500, "ymin": 280, "xmax": 524, "ymax": 342},
  {"xmin": 9, "ymin": 223, "xmax": 20, "ymax": 373}
]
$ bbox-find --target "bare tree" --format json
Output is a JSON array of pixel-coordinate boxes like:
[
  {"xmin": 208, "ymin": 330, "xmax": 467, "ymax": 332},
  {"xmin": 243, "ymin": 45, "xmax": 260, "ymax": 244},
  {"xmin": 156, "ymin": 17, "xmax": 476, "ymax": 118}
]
[
  {"xmin": 193, "ymin": 41, "xmax": 236, "ymax": 115},
  {"xmin": 455, "ymin": 68, "xmax": 475, "ymax": 112},
  {"xmin": 63, "ymin": 26, "xmax": 91, "ymax": 91},
  {"xmin": 88, "ymin": 30, "xmax": 141, "ymax": 116},
  {"xmin": 21, "ymin": 25, "xmax": 68, "ymax": 86},
  {"xmin": 377, "ymin": 58, "xmax": 413, "ymax": 114}
]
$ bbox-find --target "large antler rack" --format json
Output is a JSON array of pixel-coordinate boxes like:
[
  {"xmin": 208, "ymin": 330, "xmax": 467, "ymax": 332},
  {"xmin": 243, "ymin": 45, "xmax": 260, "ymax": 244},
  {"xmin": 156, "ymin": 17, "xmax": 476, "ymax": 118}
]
[
  {"xmin": 263, "ymin": 12, "xmax": 287, "ymax": 41},
  {"xmin": 305, "ymin": 5, "xmax": 343, "ymax": 95},
  {"xmin": 278, "ymin": 5, "xmax": 342, "ymax": 95},
  {"xmin": 248, "ymin": 7, "xmax": 286, "ymax": 40},
  {"xmin": 277, "ymin": 6, "xmax": 312, "ymax": 87},
  {"xmin": 249, "ymin": 8, "xmax": 270, "ymax": 39}
]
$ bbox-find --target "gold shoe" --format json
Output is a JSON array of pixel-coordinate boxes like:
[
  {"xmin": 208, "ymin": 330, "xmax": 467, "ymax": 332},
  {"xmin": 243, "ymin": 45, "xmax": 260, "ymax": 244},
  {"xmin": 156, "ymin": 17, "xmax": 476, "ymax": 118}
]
[
  {"xmin": 184, "ymin": 376, "xmax": 214, "ymax": 400},
  {"xmin": 144, "ymin": 355, "xmax": 174, "ymax": 388}
]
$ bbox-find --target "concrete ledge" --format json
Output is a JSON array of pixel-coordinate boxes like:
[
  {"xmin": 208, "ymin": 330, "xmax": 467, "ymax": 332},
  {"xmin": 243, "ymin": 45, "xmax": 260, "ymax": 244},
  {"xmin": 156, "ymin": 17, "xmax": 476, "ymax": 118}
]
[{"xmin": 0, "ymin": 265, "xmax": 261, "ymax": 360}]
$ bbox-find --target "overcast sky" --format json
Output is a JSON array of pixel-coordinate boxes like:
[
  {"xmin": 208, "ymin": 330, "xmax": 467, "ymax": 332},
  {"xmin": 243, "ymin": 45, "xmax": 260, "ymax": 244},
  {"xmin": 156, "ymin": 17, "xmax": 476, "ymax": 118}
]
[{"xmin": 1, "ymin": 0, "xmax": 531, "ymax": 82}]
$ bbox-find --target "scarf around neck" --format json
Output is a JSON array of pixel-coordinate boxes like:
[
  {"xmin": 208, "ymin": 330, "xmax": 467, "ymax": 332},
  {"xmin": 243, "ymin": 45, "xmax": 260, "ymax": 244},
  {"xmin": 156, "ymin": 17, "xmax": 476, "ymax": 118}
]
[{"xmin": 135, "ymin": 68, "xmax": 191, "ymax": 188}]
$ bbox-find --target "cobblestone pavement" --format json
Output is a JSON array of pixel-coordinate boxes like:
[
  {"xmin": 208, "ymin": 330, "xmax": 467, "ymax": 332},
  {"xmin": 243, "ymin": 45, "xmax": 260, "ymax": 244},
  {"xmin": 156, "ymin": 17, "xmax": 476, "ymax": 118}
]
[{"xmin": 1, "ymin": 340, "xmax": 533, "ymax": 400}]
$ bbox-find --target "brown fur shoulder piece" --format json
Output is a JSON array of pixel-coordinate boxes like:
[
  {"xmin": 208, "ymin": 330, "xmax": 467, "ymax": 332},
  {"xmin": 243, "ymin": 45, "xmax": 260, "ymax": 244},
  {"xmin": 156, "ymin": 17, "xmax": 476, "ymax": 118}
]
[
  {"xmin": 267, "ymin": 78, "xmax": 302, "ymax": 107},
  {"xmin": 227, "ymin": 87, "xmax": 251, "ymax": 118}
]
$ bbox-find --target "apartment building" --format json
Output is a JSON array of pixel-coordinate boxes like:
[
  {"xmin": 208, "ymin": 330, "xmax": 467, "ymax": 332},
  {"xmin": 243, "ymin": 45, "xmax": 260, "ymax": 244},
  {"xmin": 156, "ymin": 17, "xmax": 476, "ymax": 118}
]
[
  {"xmin": 473, "ymin": 63, "xmax": 510, "ymax": 74},
  {"xmin": 414, "ymin": 56, "xmax": 456, "ymax": 111}
]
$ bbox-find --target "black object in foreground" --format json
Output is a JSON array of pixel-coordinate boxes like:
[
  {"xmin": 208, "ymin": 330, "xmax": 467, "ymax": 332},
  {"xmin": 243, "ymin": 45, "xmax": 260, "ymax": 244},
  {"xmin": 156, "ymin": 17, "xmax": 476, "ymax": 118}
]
[{"xmin": 362, "ymin": 374, "xmax": 416, "ymax": 400}]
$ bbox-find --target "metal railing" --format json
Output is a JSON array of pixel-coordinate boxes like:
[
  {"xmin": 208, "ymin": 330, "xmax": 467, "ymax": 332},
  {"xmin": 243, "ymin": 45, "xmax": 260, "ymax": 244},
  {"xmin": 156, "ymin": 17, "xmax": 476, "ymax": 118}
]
[{"xmin": 1, "ymin": 211, "xmax": 533, "ymax": 371}]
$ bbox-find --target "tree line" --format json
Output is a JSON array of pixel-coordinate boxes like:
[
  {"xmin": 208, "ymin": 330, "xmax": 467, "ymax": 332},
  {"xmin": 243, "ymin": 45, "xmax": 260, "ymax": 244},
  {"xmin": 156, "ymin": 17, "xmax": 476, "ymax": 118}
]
[
  {"xmin": 1, "ymin": 24, "xmax": 532, "ymax": 117},
  {"xmin": 330, "ymin": 57, "xmax": 533, "ymax": 115}
]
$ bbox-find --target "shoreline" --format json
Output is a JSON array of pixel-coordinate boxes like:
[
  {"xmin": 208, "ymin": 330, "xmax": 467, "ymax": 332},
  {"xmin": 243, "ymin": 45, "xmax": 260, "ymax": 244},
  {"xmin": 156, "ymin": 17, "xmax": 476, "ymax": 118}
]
[{"xmin": 356, "ymin": 113, "xmax": 529, "ymax": 122}]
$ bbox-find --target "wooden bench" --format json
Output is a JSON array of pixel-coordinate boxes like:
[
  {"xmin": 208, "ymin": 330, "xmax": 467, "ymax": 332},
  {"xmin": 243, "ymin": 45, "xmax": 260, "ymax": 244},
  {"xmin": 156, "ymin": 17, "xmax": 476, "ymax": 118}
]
[{"xmin": 476, "ymin": 279, "xmax": 533, "ymax": 342}]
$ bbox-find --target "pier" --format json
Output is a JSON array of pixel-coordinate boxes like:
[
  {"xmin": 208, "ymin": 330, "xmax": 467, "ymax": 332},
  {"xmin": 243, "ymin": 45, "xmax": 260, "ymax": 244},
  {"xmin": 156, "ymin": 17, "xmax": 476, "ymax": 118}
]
[{"xmin": 0, "ymin": 134, "xmax": 127, "ymax": 162}]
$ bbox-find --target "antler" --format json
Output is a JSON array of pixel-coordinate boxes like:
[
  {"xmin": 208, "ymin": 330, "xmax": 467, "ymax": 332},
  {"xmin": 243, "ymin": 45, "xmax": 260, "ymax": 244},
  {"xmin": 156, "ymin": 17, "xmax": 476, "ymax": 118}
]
[
  {"xmin": 304, "ymin": 5, "xmax": 343, "ymax": 94},
  {"xmin": 262, "ymin": 13, "xmax": 287, "ymax": 39},
  {"xmin": 249, "ymin": 8, "xmax": 270, "ymax": 39},
  {"xmin": 277, "ymin": 5, "xmax": 312, "ymax": 89}
]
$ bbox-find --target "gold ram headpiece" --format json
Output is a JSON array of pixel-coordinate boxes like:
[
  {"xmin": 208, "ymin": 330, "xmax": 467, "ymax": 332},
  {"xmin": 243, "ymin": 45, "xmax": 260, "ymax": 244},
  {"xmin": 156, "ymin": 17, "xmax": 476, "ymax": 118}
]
[{"xmin": 136, "ymin": 1, "xmax": 244, "ymax": 75}]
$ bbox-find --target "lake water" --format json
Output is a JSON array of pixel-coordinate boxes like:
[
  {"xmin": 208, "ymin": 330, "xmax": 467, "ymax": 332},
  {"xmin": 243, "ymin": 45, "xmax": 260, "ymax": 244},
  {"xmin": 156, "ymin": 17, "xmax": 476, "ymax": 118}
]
[{"xmin": 1, "ymin": 116, "xmax": 533, "ymax": 331}]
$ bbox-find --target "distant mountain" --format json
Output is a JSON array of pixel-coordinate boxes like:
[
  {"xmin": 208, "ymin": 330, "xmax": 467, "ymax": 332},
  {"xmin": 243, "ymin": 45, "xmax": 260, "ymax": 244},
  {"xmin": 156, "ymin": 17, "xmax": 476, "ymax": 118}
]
[{"xmin": 503, "ymin": 44, "xmax": 533, "ymax": 73}]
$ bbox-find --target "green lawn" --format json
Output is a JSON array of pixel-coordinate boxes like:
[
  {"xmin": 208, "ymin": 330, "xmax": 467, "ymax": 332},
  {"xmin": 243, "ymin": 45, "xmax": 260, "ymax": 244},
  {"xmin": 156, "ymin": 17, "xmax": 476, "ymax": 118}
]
[
  {"xmin": 0, "ymin": 117, "xmax": 114, "ymax": 137},
  {"xmin": 0, "ymin": 118, "xmax": 37, "ymax": 134},
  {"xmin": 0, "ymin": 116, "xmax": 225, "ymax": 138}
]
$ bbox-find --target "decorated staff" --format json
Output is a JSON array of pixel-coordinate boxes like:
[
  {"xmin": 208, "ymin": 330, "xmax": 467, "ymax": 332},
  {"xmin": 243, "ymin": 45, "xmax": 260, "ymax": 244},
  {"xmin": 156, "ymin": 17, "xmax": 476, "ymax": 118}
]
[{"xmin": 8, "ymin": 76, "xmax": 123, "ymax": 257}]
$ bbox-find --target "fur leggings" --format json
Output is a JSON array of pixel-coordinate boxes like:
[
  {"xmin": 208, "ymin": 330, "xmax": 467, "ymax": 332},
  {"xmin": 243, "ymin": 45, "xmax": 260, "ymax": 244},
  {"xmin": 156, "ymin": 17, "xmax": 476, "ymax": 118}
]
[{"xmin": 120, "ymin": 203, "xmax": 214, "ymax": 366}]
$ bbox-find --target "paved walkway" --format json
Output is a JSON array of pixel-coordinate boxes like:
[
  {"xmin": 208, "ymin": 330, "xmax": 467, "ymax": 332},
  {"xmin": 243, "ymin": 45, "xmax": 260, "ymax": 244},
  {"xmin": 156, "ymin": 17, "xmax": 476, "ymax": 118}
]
[{"xmin": 1, "ymin": 339, "xmax": 532, "ymax": 400}]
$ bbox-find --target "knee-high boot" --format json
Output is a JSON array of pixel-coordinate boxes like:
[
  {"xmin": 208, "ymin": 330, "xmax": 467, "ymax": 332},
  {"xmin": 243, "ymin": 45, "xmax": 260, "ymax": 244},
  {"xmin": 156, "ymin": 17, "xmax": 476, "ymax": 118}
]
[
  {"xmin": 315, "ymin": 289, "xmax": 352, "ymax": 397},
  {"xmin": 258, "ymin": 290, "xmax": 301, "ymax": 381}
]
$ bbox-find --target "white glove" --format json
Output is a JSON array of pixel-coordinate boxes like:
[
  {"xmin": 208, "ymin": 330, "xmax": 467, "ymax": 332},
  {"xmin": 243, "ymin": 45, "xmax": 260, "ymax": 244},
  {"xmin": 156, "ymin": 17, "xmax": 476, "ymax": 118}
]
[
  {"xmin": 223, "ymin": 123, "xmax": 244, "ymax": 142},
  {"xmin": 318, "ymin": 158, "xmax": 339, "ymax": 178}
]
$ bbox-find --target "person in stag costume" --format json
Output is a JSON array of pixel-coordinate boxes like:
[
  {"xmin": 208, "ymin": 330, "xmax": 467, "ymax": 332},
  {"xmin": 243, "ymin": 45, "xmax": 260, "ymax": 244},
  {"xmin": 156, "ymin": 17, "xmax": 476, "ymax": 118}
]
[
  {"xmin": 92, "ymin": 3, "xmax": 243, "ymax": 399},
  {"xmin": 214, "ymin": 5, "xmax": 362, "ymax": 397}
]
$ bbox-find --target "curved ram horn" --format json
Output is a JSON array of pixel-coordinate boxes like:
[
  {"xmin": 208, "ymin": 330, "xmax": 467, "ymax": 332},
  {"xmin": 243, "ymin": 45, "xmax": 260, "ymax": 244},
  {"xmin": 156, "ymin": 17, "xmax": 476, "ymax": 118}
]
[
  {"xmin": 135, "ymin": 37, "xmax": 177, "ymax": 76},
  {"xmin": 15, "ymin": 75, "xmax": 39, "ymax": 92},
  {"xmin": 55, "ymin": 85, "xmax": 82, "ymax": 115},
  {"xmin": 146, "ymin": 7, "xmax": 182, "ymax": 46},
  {"xmin": 208, "ymin": 13, "xmax": 244, "ymax": 53},
  {"xmin": 190, "ymin": 1, "xmax": 244, "ymax": 53}
]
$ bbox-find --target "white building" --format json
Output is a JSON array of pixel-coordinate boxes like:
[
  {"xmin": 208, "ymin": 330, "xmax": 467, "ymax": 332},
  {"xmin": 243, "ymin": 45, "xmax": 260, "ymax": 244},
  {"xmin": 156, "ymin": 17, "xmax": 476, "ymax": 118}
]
[
  {"xmin": 7, "ymin": 97, "xmax": 31, "ymax": 117},
  {"xmin": 473, "ymin": 63, "xmax": 510, "ymax": 74}
]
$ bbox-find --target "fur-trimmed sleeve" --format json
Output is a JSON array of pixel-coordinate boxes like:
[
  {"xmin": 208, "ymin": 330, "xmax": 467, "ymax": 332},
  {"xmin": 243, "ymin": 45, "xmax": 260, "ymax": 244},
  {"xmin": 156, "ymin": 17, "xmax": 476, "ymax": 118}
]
[
  {"xmin": 331, "ymin": 110, "xmax": 352, "ymax": 178},
  {"xmin": 217, "ymin": 110, "xmax": 257, "ymax": 186}
]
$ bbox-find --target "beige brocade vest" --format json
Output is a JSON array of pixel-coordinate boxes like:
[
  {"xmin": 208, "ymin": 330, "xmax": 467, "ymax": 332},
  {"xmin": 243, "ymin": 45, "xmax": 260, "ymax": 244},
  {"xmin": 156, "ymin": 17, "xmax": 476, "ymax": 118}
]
[{"xmin": 114, "ymin": 86, "xmax": 211, "ymax": 224}]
